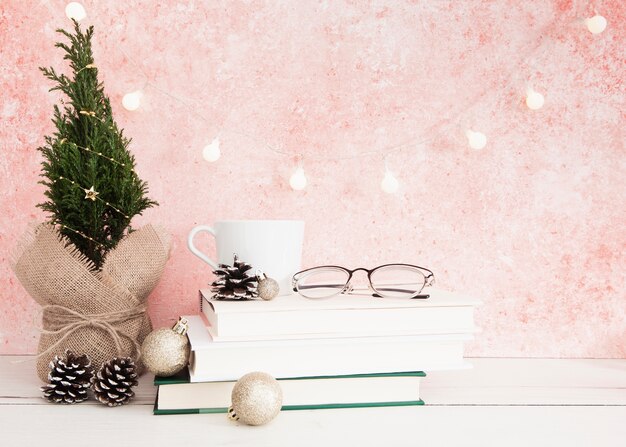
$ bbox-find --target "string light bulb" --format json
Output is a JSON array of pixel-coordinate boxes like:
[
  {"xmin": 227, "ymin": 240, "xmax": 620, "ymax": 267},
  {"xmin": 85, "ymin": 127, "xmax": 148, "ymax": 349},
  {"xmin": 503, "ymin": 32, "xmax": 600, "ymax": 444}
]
[
  {"xmin": 65, "ymin": 2, "xmax": 86, "ymax": 21},
  {"xmin": 289, "ymin": 167, "xmax": 307, "ymax": 191},
  {"xmin": 466, "ymin": 130, "xmax": 487, "ymax": 150},
  {"xmin": 586, "ymin": 15, "xmax": 607, "ymax": 34},
  {"xmin": 122, "ymin": 91, "xmax": 142, "ymax": 111},
  {"xmin": 380, "ymin": 170, "xmax": 399, "ymax": 194},
  {"xmin": 525, "ymin": 88, "xmax": 544, "ymax": 110},
  {"xmin": 202, "ymin": 138, "xmax": 221, "ymax": 162}
]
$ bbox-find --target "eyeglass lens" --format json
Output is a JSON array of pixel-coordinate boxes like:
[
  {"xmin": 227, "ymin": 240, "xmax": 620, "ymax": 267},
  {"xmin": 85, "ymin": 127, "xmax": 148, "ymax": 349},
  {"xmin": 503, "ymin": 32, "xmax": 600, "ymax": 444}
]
[
  {"xmin": 296, "ymin": 267, "xmax": 350, "ymax": 299},
  {"xmin": 369, "ymin": 265, "xmax": 427, "ymax": 298}
]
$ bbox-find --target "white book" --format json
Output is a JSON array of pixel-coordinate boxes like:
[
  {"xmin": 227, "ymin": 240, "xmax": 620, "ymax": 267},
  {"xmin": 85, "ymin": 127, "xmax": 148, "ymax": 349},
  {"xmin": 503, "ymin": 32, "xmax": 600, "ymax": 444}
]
[
  {"xmin": 199, "ymin": 287, "xmax": 480, "ymax": 341},
  {"xmin": 185, "ymin": 315, "xmax": 473, "ymax": 382}
]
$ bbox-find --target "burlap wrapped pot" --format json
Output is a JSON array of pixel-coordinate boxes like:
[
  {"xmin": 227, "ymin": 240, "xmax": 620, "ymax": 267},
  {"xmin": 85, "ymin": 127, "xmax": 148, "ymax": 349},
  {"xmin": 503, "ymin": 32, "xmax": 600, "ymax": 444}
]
[{"xmin": 11, "ymin": 223, "xmax": 170, "ymax": 382}]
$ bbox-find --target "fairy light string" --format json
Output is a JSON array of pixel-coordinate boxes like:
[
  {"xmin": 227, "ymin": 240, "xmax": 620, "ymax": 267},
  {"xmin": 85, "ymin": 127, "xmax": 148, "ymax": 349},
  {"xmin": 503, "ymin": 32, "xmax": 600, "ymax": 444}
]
[
  {"xmin": 114, "ymin": 13, "xmax": 568, "ymax": 161},
  {"xmin": 78, "ymin": 109, "xmax": 107, "ymax": 123},
  {"xmin": 53, "ymin": 127, "xmax": 131, "ymax": 245},
  {"xmin": 59, "ymin": 224, "xmax": 106, "ymax": 248},
  {"xmin": 59, "ymin": 139, "xmax": 136, "ymax": 172},
  {"xmin": 56, "ymin": 176, "xmax": 131, "ymax": 219},
  {"xmin": 59, "ymin": 1, "xmax": 609, "ymax": 194},
  {"xmin": 47, "ymin": 62, "xmax": 141, "ymax": 246},
  {"xmin": 75, "ymin": 63, "xmax": 96, "ymax": 74}
]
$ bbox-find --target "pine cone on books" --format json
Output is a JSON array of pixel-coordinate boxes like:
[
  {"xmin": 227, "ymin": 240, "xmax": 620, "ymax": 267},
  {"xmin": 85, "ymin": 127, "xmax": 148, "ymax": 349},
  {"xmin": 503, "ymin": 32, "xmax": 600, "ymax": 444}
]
[
  {"xmin": 92, "ymin": 357, "xmax": 138, "ymax": 407},
  {"xmin": 210, "ymin": 254, "xmax": 258, "ymax": 300},
  {"xmin": 41, "ymin": 350, "xmax": 94, "ymax": 404}
]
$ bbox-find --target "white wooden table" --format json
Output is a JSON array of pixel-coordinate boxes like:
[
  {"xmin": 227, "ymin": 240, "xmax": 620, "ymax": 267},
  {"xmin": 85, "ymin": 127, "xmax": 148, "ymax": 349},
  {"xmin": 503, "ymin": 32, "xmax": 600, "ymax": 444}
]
[{"xmin": 2, "ymin": 356, "xmax": 625, "ymax": 446}]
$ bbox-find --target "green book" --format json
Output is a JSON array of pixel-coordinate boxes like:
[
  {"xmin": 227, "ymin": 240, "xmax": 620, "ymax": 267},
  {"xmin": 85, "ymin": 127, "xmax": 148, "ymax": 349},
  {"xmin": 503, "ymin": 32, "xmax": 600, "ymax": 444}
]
[
  {"xmin": 154, "ymin": 368, "xmax": 191, "ymax": 385},
  {"xmin": 153, "ymin": 370, "xmax": 425, "ymax": 415}
]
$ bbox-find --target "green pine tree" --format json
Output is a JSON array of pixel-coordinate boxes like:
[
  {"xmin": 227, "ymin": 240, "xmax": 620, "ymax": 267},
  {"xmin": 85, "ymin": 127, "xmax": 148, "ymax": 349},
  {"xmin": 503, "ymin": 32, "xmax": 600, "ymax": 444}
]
[{"xmin": 38, "ymin": 20, "xmax": 157, "ymax": 270}]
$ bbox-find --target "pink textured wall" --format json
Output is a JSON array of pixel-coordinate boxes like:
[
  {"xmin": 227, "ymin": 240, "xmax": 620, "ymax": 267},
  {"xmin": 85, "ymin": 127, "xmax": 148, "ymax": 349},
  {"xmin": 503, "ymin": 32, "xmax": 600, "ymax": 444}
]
[{"xmin": 1, "ymin": 1, "xmax": 624, "ymax": 357}]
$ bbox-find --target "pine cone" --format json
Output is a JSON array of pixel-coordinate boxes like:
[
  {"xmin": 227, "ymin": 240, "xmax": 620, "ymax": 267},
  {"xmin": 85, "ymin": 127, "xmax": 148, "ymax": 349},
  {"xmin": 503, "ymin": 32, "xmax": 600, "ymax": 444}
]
[
  {"xmin": 211, "ymin": 254, "xmax": 258, "ymax": 300},
  {"xmin": 92, "ymin": 357, "xmax": 138, "ymax": 407},
  {"xmin": 41, "ymin": 350, "xmax": 93, "ymax": 404}
]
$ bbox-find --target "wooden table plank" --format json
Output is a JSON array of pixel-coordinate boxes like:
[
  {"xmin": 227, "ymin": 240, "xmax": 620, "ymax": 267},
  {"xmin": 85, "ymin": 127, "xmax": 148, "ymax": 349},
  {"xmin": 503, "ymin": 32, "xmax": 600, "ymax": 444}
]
[
  {"xmin": 2, "ymin": 404, "xmax": 625, "ymax": 446},
  {"xmin": 426, "ymin": 358, "xmax": 626, "ymax": 388},
  {"xmin": 0, "ymin": 355, "xmax": 157, "ymax": 405},
  {"xmin": 422, "ymin": 358, "xmax": 626, "ymax": 405}
]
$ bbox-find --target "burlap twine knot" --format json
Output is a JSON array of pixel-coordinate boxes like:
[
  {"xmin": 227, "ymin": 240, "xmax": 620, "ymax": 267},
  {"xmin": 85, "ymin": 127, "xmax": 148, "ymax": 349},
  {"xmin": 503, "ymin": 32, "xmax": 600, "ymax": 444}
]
[
  {"xmin": 11, "ymin": 223, "xmax": 170, "ymax": 382},
  {"xmin": 38, "ymin": 304, "xmax": 147, "ymax": 361}
]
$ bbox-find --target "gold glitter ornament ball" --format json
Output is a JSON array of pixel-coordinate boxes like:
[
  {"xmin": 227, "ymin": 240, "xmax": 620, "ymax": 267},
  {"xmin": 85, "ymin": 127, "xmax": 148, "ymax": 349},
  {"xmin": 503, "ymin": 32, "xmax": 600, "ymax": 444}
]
[
  {"xmin": 257, "ymin": 274, "xmax": 280, "ymax": 301},
  {"xmin": 229, "ymin": 372, "xmax": 283, "ymax": 426},
  {"xmin": 141, "ymin": 318, "xmax": 190, "ymax": 377}
]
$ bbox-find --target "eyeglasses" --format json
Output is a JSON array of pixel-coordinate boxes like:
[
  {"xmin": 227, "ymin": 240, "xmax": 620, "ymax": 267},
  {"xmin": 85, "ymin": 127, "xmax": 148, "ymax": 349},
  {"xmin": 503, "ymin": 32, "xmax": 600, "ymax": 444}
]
[{"xmin": 292, "ymin": 264, "xmax": 435, "ymax": 299}]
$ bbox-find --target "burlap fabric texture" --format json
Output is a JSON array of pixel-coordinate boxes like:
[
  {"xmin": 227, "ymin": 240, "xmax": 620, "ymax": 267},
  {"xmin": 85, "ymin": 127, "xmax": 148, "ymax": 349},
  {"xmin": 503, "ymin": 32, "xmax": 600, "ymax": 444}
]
[{"xmin": 11, "ymin": 223, "xmax": 170, "ymax": 382}]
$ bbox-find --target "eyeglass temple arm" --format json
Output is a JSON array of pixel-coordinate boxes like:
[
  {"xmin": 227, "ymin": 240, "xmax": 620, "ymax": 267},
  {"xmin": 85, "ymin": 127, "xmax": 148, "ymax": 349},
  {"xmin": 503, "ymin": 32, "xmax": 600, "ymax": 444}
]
[
  {"xmin": 424, "ymin": 273, "xmax": 435, "ymax": 287},
  {"xmin": 294, "ymin": 283, "xmax": 347, "ymax": 291},
  {"xmin": 372, "ymin": 292, "xmax": 430, "ymax": 299},
  {"xmin": 295, "ymin": 284, "xmax": 425, "ymax": 294}
]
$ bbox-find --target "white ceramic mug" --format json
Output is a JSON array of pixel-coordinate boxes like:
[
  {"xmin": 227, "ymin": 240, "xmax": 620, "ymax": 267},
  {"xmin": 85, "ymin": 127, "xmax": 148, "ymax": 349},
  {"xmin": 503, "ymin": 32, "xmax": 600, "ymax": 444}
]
[{"xmin": 187, "ymin": 220, "xmax": 305, "ymax": 295}]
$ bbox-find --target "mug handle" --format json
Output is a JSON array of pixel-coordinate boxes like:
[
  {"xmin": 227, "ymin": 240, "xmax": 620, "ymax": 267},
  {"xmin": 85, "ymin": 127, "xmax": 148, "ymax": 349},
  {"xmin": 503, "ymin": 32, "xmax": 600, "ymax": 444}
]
[{"xmin": 187, "ymin": 225, "xmax": 218, "ymax": 269}]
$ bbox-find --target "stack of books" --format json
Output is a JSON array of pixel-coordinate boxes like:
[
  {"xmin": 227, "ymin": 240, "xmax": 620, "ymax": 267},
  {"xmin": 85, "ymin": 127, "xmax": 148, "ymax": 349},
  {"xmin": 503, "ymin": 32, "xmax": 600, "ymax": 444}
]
[{"xmin": 153, "ymin": 288, "xmax": 480, "ymax": 415}]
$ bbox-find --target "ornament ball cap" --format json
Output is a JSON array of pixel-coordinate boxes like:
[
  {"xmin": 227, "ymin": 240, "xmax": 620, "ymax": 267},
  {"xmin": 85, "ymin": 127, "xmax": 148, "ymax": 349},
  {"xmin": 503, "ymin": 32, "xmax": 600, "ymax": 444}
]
[{"xmin": 172, "ymin": 317, "xmax": 189, "ymax": 335}]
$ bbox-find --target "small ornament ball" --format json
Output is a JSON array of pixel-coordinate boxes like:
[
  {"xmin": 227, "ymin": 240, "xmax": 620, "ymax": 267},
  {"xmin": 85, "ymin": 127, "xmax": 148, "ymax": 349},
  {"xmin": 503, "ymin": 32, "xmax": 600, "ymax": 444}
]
[
  {"xmin": 229, "ymin": 372, "xmax": 283, "ymax": 426},
  {"xmin": 141, "ymin": 317, "xmax": 190, "ymax": 377},
  {"xmin": 257, "ymin": 273, "xmax": 280, "ymax": 301}
]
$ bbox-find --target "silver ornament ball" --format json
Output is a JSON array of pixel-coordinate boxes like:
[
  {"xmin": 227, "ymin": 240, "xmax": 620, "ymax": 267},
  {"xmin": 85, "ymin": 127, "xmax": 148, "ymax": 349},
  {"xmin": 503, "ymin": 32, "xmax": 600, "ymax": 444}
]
[
  {"xmin": 229, "ymin": 371, "xmax": 283, "ymax": 426},
  {"xmin": 141, "ymin": 326, "xmax": 190, "ymax": 377},
  {"xmin": 257, "ymin": 275, "xmax": 280, "ymax": 301}
]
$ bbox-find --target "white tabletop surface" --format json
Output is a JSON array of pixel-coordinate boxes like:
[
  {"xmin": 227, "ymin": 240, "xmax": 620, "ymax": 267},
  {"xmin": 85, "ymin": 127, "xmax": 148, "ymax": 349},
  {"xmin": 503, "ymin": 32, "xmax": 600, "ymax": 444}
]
[{"xmin": 2, "ymin": 356, "xmax": 626, "ymax": 446}]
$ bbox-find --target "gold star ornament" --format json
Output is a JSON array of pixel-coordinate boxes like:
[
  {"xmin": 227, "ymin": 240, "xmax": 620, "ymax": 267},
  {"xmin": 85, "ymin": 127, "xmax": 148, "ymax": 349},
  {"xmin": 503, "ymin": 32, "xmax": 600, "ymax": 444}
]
[{"xmin": 84, "ymin": 186, "xmax": 99, "ymax": 201}]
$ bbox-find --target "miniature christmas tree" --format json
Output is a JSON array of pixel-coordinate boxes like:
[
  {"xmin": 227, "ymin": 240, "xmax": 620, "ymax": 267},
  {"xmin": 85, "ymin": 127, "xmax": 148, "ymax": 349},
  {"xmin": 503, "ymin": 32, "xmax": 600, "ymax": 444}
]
[{"xmin": 38, "ymin": 20, "xmax": 157, "ymax": 269}]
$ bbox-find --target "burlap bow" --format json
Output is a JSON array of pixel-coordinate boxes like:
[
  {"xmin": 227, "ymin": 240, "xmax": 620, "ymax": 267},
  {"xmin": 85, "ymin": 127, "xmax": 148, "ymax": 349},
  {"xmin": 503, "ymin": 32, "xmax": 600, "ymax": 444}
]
[{"xmin": 12, "ymin": 223, "xmax": 170, "ymax": 382}]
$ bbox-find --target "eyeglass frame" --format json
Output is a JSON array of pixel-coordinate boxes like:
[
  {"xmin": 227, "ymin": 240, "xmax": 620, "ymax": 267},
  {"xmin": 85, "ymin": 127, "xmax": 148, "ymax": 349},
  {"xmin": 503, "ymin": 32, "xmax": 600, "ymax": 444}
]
[{"xmin": 292, "ymin": 263, "xmax": 435, "ymax": 299}]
